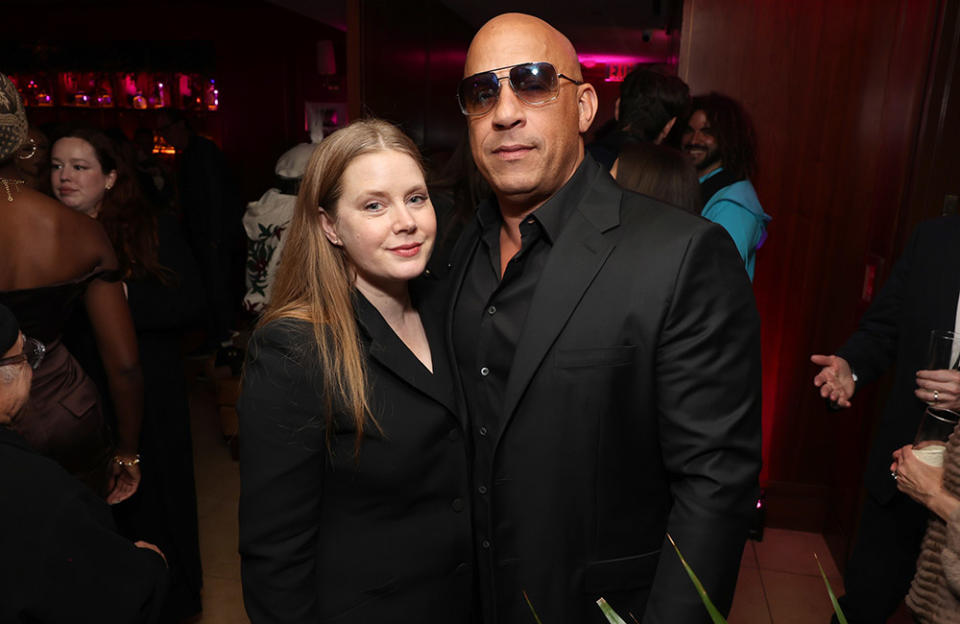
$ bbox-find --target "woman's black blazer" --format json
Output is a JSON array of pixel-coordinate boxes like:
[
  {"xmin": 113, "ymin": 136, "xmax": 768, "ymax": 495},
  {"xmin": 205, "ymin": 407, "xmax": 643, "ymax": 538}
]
[{"xmin": 238, "ymin": 292, "xmax": 473, "ymax": 623}]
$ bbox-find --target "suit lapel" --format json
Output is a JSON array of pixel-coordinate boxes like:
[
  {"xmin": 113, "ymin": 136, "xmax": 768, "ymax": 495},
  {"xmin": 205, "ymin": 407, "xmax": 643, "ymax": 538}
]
[
  {"xmin": 355, "ymin": 293, "xmax": 456, "ymax": 414},
  {"xmin": 499, "ymin": 169, "xmax": 623, "ymax": 436}
]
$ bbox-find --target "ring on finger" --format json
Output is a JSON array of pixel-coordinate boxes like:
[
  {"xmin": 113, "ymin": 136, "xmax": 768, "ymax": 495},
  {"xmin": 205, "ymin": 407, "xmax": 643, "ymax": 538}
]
[{"xmin": 934, "ymin": 390, "xmax": 939, "ymax": 403}]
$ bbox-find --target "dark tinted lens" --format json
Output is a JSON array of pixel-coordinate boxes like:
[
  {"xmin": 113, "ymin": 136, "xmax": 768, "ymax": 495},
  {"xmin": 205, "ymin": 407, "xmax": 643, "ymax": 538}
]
[
  {"xmin": 459, "ymin": 73, "xmax": 502, "ymax": 115},
  {"xmin": 509, "ymin": 63, "xmax": 559, "ymax": 104}
]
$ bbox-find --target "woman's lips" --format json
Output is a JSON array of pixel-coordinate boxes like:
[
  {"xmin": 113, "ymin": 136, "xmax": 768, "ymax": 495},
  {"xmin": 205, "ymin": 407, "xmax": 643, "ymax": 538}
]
[
  {"xmin": 58, "ymin": 186, "xmax": 77, "ymax": 196},
  {"xmin": 390, "ymin": 243, "xmax": 422, "ymax": 257}
]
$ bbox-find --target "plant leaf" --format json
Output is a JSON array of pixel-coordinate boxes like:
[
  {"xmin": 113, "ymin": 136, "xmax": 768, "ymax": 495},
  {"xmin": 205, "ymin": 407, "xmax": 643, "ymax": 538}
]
[
  {"xmin": 815, "ymin": 553, "xmax": 848, "ymax": 624},
  {"xmin": 667, "ymin": 533, "xmax": 728, "ymax": 623},
  {"xmin": 523, "ymin": 590, "xmax": 544, "ymax": 624},
  {"xmin": 596, "ymin": 598, "xmax": 629, "ymax": 624}
]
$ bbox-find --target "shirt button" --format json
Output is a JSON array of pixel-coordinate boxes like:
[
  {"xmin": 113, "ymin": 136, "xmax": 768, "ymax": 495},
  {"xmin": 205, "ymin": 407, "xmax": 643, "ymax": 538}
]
[
  {"xmin": 481, "ymin": 539, "xmax": 491, "ymax": 549},
  {"xmin": 479, "ymin": 426, "xmax": 488, "ymax": 436},
  {"xmin": 526, "ymin": 218, "xmax": 535, "ymax": 224},
  {"xmin": 480, "ymin": 366, "xmax": 489, "ymax": 376},
  {"xmin": 478, "ymin": 485, "xmax": 488, "ymax": 495},
  {"xmin": 487, "ymin": 305, "xmax": 496, "ymax": 315},
  {"xmin": 424, "ymin": 268, "xmax": 432, "ymax": 276},
  {"xmin": 451, "ymin": 498, "xmax": 465, "ymax": 512}
]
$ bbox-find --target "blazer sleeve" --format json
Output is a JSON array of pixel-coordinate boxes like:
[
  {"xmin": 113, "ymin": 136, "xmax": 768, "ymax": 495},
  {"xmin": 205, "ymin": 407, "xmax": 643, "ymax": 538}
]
[
  {"xmin": 835, "ymin": 224, "xmax": 921, "ymax": 387},
  {"xmin": 644, "ymin": 223, "xmax": 763, "ymax": 623},
  {"xmin": 238, "ymin": 320, "xmax": 326, "ymax": 624}
]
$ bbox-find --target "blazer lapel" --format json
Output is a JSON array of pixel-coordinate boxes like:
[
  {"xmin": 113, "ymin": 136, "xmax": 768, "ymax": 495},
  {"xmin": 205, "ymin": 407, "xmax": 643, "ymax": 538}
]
[
  {"xmin": 499, "ymin": 171, "xmax": 623, "ymax": 436},
  {"xmin": 355, "ymin": 293, "xmax": 456, "ymax": 414},
  {"xmin": 443, "ymin": 218, "xmax": 482, "ymax": 429}
]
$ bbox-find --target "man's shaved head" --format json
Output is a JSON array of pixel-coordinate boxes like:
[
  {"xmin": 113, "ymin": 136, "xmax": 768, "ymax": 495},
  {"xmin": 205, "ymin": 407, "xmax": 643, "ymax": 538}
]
[{"xmin": 465, "ymin": 13, "xmax": 582, "ymax": 81}]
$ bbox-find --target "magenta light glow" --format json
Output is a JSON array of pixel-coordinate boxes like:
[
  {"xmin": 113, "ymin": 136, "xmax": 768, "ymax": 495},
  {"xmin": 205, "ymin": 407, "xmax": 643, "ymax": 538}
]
[{"xmin": 578, "ymin": 54, "xmax": 663, "ymax": 68}]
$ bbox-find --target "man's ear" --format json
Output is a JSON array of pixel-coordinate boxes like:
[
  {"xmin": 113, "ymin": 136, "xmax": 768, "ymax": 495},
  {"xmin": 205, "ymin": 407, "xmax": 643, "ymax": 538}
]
[
  {"xmin": 577, "ymin": 83, "xmax": 598, "ymax": 134},
  {"xmin": 318, "ymin": 208, "xmax": 341, "ymax": 246},
  {"xmin": 655, "ymin": 116, "xmax": 677, "ymax": 145},
  {"xmin": 614, "ymin": 97, "xmax": 621, "ymax": 122}
]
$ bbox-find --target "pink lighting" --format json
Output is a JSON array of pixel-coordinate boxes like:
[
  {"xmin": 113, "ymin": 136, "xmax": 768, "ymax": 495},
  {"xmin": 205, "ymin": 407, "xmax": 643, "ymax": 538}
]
[{"xmin": 578, "ymin": 54, "xmax": 662, "ymax": 68}]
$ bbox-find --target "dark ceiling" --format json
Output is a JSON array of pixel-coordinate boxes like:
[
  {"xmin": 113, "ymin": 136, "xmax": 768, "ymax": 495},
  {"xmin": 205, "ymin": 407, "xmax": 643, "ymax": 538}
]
[{"xmin": 267, "ymin": 0, "xmax": 681, "ymax": 56}]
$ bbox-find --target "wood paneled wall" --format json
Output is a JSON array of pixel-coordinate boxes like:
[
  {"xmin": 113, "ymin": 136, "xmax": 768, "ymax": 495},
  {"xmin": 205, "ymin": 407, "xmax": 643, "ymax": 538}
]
[{"xmin": 679, "ymin": 0, "xmax": 948, "ymax": 562}]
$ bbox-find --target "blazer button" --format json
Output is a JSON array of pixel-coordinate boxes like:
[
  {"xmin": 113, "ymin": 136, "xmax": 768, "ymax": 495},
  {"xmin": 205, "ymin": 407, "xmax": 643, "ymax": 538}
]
[
  {"xmin": 451, "ymin": 498, "xmax": 465, "ymax": 512},
  {"xmin": 481, "ymin": 539, "xmax": 491, "ymax": 549},
  {"xmin": 479, "ymin": 426, "xmax": 488, "ymax": 436},
  {"xmin": 478, "ymin": 485, "xmax": 487, "ymax": 495}
]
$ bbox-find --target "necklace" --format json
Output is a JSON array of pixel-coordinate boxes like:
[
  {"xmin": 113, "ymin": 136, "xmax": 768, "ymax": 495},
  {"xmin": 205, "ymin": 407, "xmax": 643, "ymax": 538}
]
[{"xmin": 1, "ymin": 178, "xmax": 25, "ymax": 202}]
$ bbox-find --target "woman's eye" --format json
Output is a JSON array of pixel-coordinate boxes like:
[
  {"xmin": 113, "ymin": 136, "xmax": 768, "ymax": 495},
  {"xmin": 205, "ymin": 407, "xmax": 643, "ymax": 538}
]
[
  {"xmin": 74, "ymin": 165, "xmax": 87, "ymax": 171},
  {"xmin": 363, "ymin": 202, "xmax": 382, "ymax": 211},
  {"xmin": 409, "ymin": 194, "xmax": 427, "ymax": 205}
]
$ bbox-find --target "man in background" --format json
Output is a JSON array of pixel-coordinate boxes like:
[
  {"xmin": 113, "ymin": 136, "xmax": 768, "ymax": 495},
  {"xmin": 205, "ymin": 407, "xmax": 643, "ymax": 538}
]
[
  {"xmin": 0, "ymin": 303, "xmax": 169, "ymax": 623},
  {"xmin": 588, "ymin": 66, "xmax": 690, "ymax": 171},
  {"xmin": 681, "ymin": 93, "xmax": 771, "ymax": 280}
]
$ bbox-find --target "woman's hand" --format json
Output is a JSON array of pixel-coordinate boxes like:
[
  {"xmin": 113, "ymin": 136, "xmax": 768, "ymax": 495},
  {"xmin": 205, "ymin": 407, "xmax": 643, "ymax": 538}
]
[
  {"xmin": 891, "ymin": 444, "xmax": 945, "ymax": 509},
  {"xmin": 915, "ymin": 369, "xmax": 960, "ymax": 410},
  {"xmin": 107, "ymin": 460, "xmax": 141, "ymax": 504}
]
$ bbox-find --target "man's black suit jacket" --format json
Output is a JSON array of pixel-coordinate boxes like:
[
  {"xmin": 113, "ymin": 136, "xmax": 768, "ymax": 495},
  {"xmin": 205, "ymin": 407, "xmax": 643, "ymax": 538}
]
[
  {"xmin": 837, "ymin": 216, "xmax": 960, "ymax": 502},
  {"xmin": 444, "ymin": 158, "xmax": 763, "ymax": 624},
  {"xmin": 0, "ymin": 426, "xmax": 168, "ymax": 623},
  {"xmin": 238, "ymin": 292, "xmax": 474, "ymax": 623}
]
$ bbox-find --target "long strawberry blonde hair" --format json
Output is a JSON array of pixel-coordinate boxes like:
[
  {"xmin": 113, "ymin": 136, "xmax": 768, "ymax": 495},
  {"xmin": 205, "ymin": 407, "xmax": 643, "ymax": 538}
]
[{"xmin": 260, "ymin": 118, "xmax": 425, "ymax": 451}]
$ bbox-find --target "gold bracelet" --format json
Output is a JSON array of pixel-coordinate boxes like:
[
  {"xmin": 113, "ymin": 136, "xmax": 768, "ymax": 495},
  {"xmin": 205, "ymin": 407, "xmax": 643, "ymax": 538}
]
[{"xmin": 114, "ymin": 454, "xmax": 141, "ymax": 467}]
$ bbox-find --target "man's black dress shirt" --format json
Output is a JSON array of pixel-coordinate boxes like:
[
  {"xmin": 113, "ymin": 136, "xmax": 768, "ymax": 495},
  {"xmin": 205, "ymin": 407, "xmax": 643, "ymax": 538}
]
[{"xmin": 452, "ymin": 159, "xmax": 592, "ymax": 440}]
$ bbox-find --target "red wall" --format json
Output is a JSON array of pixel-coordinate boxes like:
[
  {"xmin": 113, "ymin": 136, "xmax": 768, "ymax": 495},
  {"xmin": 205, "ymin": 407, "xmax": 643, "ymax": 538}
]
[{"xmin": 679, "ymin": 0, "xmax": 945, "ymax": 553}]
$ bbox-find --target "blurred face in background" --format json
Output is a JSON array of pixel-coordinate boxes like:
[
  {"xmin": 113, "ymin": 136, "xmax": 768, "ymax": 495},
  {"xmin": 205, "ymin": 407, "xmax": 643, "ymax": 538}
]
[
  {"xmin": 51, "ymin": 137, "xmax": 117, "ymax": 218},
  {"xmin": 681, "ymin": 110, "xmax": 721, "ymax": 173}
]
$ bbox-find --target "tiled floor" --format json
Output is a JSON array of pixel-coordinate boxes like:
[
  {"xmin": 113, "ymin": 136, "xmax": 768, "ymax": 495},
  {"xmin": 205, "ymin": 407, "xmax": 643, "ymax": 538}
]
[{"xmin": 184, "ymin": 377, "xmax": 885, "ymax": 623}]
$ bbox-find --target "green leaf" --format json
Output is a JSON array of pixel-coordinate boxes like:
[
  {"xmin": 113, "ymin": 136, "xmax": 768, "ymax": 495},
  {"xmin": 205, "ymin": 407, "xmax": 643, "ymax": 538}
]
[
  {"xmin": 667, "ymin": 533, "xmax": 728, "ymax": 623},
  {"xmin": 815, "ymin": 554, "xmax": 848, "ymax": 624},
  {"xmin": 523, "ymin": 590, "xmax": 544, "ymax": 624},
  {"xmin": 596, "ymin": 597, "xmax": 630, "ymax": 624}
]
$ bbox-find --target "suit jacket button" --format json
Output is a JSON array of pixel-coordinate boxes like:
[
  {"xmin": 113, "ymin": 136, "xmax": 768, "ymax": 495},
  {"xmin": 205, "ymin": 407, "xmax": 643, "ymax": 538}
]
[
  {"xmin": 451, "ymin": 498, "xmax": 465, "ymax": 512},
  {"xmin": 481, "ymin": 539, "xmax": 491, "ymax": 549}
]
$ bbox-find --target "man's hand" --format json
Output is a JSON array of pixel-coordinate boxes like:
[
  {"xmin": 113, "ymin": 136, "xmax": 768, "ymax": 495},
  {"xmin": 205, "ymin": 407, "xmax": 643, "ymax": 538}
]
[
  {"xmin": 811, "ymin": 354, "xmax": 855, "ymax": 408},
  {"xmin": 915, "ymin": 369, "xmax": 960, "ymax": 410}
]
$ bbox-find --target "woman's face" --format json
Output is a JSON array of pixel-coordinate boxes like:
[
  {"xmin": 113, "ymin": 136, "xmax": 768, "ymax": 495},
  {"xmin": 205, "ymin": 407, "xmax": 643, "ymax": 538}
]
[
  {"xmin": 51, "ymin": 137, "xmax": 117, "ymax": 218},
  {"xmin": 320, "ymin": 149, "xmax": 436, "ymax": 300}
]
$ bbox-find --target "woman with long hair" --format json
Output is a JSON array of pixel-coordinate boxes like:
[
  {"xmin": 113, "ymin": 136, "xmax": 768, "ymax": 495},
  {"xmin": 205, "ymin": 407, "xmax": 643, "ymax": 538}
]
[
  {"xmin": 614, "ymin": 141, "xmax": 702, "ymax": 215},
  {"xmin": 238, "ymin": 119, "xmax": 471, "ymax": 623},
  {"xmin": 52, "ymin": 126, "xmax": 205, "ymax": 622},
  {"xmin": 0, "ymin": 73, "xmax": 142, "ymax": 503}
]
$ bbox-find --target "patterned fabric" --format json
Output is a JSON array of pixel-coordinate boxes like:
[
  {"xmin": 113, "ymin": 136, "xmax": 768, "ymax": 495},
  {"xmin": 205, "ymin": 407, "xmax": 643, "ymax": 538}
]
[
  {"xmin": 243, "ymin": 189, "xmax": 295, "ymax": 315},
  {"xmin": 906, "ymin": 424, "xmax": 960, "ymax": 624},
  {"xmin": 0, "ymin": 73, "xmax": 28, "ymax": 162}
]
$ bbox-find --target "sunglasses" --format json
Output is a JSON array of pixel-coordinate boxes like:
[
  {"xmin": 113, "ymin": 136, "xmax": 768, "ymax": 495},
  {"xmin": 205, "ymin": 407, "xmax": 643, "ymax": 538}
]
[
  {"xmin": 457, "ymin": 62, "xmax": 584, "ymax": 117},
  {"xmin": 0, "ymin": 337, "xmax": 46, "ymax": 371}
]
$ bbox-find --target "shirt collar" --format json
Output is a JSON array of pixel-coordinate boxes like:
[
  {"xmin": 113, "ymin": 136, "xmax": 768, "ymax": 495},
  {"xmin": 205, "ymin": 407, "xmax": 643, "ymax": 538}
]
[
  {"xmin": 476, "ymin": 155, "xmax": 597, "ymax": 245},
  {"xmin": 698, "ymin": 166, "xmax": 725, "ymax": 184}
]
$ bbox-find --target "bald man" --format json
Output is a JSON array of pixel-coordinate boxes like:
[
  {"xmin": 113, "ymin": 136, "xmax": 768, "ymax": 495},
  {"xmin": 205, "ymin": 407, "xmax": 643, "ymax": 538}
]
[{"xmin": 444, "ymin": 13, "xmax": 762, "ymax": 623}]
